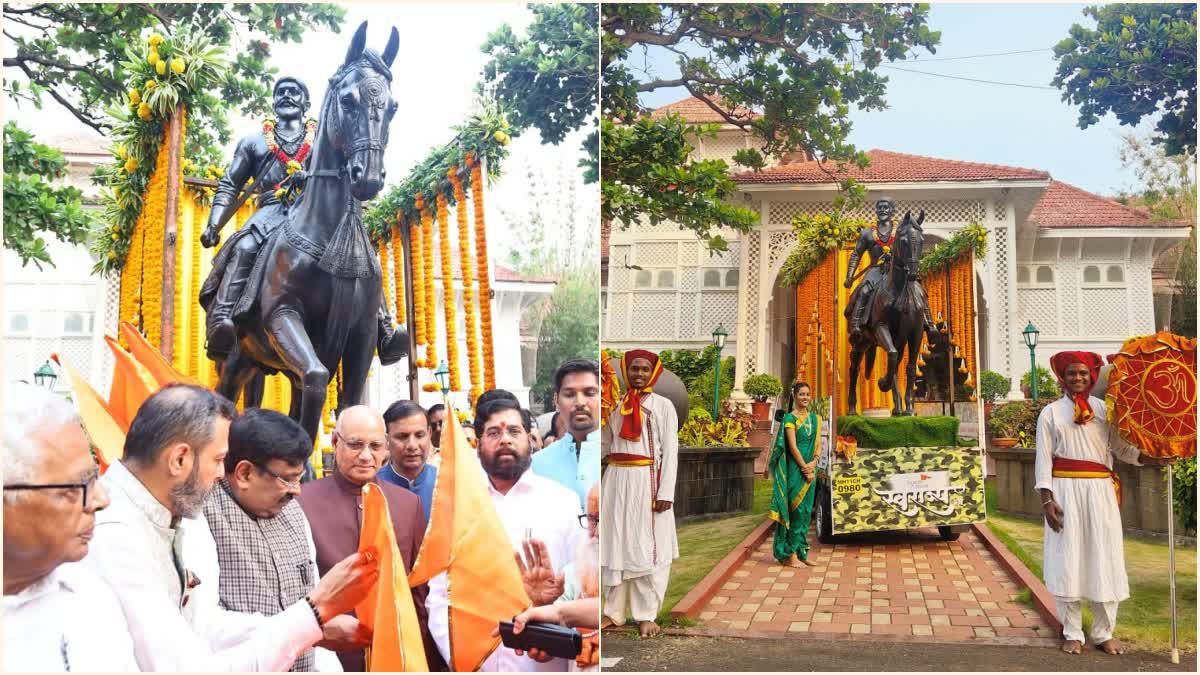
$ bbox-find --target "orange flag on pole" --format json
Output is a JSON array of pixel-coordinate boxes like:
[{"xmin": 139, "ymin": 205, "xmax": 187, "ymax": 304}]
[
  {"xmin": 120, "ymin": 321, "xmax": 200, "ymax": 387},
  {"xmin": 104, "ymin": 335, "xmax": 158, "ymax": 430},
  {"xmin": 356, "ymin": 483, "xmax": 430, "ymax": 672},
  {"xmin": 51, "ymin": 353, "xmax": 125, "ymax": 472}
]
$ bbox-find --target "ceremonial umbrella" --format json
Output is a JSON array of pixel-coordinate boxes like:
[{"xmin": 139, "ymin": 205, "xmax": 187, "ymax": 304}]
[{"xmin": 1105, "ymin": 331, "xmax": 1196, "ymax": 664}]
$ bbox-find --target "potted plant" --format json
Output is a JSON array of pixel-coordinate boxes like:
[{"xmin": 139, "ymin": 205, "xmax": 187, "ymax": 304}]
[
  {"xmin": 986, "ymin": 401, "xmax": 1025, "ymax": 448},
  {"xmin": 743, "ymin": 373, "xmax": 783, "ymax": 422},
  {"xmin": 979, "ymin": 370, "xmax": 1009, "ymax": 417}
]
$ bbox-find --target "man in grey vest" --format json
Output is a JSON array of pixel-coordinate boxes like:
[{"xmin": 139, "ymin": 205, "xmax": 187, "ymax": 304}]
[{"xmin": 203, "ymin": 408, "xmax": 362, "ymax": 671}]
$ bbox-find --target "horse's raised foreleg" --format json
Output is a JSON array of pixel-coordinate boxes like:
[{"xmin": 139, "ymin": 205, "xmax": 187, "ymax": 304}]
[
  {"xmin": 215, "ymin": 346, "xmax": 257, "ymax": 407},
  {"xmin": 267, "ymin": 308, "xmax": 329, "ymax": 443},
  {"xmin": 873, "ymin": 322, "xmax": 898, "ymax": 395}
]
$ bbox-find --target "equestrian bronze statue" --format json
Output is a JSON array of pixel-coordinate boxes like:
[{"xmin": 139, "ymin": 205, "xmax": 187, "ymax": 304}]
[
  {"xmin": 843, "ymin": 198, "xmax": 937, "ymax": 416},
  {"xmin": 199, "ymin": 22, "xmax": 406, "ymax": 444}
]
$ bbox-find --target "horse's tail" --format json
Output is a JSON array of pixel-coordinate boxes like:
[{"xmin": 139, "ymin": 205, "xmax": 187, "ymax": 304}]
[{"xmin": 319, "ymin": 276, "xmax": 358, "ymax": 372}]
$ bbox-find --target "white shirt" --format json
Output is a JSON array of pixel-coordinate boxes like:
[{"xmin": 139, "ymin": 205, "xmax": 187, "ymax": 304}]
[
  {"xmin": 426, "ymin": 468, "xmax": 583, "ymax": 672},
  {"xmin": 3, "ymin": 562, "xmax": 139, "ymax": 672},
  {"xmin": 86, "ymin": 461, "xmax": 322, "ymax": 672}
]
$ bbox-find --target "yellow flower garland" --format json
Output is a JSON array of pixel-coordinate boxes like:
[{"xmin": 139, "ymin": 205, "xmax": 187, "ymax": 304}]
[
  {"xmin": 468, "ymin": 154, "xmax": 496, "ymax": 390},
  {"xmin": 419, "ymin": 195, "xmax": 437, "ymax": 369},
  {"xmin": 409, "ymin": 208, "xmax": 427, "ymax": 367},
  {"xmin": 138, "ymin": 122, "xmax": 173, "ymax": 348},
  {"xmin": 436, "ymin": 193, "xmax": 461, "ymax": 392},
  {"xmin": 379, "ymin": 238, "xmax": 394, "ymax": 324},
  {"xmin": 449, "ymin": 165, "xmax": 483, "ymax": 405},
  {"xmin": 390, "ymin": 220, "xmax": 406, "ymax": 328}
]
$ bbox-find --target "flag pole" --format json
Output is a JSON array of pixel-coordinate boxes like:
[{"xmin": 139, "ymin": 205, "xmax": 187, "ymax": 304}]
[{"xmin": 1168, "ymin": 462, "xmax": 1179, "ymax": 664}]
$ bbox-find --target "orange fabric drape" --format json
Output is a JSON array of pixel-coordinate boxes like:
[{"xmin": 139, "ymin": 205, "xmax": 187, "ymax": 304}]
[
  {"xmin": 52, "ymin": 354, "xmax": 125, "ymax": 472},
  {"xmin": 104, "ymin": 335, "xmax": 159, "ymax": 430}
]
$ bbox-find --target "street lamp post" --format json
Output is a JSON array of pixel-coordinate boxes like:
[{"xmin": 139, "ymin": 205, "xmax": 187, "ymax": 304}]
[
  {"xmin": 434, "ymin": 360, "xmax": 451, "ymax": 398},
  {"xmin": 711, "ymin": 323, "xmax": 728, "ymax": 420},
  {"xmin": 1022, "ymin": 321, "xmax": 1040, "ymax": 400},
  {"xmin": 33, "ymin": 360, "xmax": 57, "ymax": 390}
]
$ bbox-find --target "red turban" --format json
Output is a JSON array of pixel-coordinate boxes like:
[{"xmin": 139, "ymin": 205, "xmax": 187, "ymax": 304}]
[
  {"xmin": 1049, "ymin": 351, "xmax": 1104, "ymax": 424},
  {"xmin": 618, "ymin": 350, "xmax": 664, "ymax": 442}
]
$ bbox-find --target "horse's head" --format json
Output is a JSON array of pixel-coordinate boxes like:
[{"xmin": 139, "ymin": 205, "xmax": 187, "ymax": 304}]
[
  {"xmin": 325, "ymin": 22, "xmax": 399, "ymax": 201},
  {"xmin": 898, "ymin": 209, "xmax": 926, "ymax": 277}
]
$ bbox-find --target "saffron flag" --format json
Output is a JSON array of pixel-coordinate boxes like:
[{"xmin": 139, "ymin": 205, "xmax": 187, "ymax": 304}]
[
  {"xmin": 104, "ymin": 335, "xmax": 159, "ymax": 430},
  {"xmin": 51, "ymin": 353, "xmax": 125, "ymax": 472},
  {"xmin": 404, "ymin": 402, "xmax": 531, "ymax": 671},
  {"xmin": 120, "ymin": 321, "xmax": 200, "ymax": 387},
  {"xmin": 356, "ymin": 483, "xmax": 429, "ymax": 672}
]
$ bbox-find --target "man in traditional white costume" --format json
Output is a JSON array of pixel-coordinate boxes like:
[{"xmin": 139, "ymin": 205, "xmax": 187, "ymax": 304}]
[
  {"xmin": 600, "ymin": 349, "xmax": 679, "ymax": 638},
  {"xmin": 1035, "ymin": 350, "xmax": 1173, "ymax": 656}
]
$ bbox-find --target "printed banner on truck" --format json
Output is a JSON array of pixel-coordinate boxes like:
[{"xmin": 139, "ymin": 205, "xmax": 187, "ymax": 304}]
[{"xmin": 829, "ymin": 446, "xmax": 986, "ymax": 534}]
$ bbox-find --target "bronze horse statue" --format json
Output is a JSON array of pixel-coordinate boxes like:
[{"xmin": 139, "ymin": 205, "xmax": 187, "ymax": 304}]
[
  {"xmin": 846, "ymin": 210, "xmax": 931, "ymax": 416},
  {"xmin": 212, "ymin": 22, "xmax": 401, "ymax": 443}
]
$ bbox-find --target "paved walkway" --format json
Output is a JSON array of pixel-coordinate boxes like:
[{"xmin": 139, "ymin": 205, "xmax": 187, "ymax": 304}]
[{"xmin": 693, "ymin": 526, "xmax": 1058, "ymax": 644}]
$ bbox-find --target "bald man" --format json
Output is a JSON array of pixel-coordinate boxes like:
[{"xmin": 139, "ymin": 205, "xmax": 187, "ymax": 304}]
[{"xmin": 297, "ymin": 406, "xmax": 444, "ymax": 671}]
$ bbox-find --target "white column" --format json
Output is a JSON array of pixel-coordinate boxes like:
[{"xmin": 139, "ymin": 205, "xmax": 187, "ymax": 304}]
[{"xmin": 1002, "ymin": 193, "xmax": 1023, "ymax": 400}]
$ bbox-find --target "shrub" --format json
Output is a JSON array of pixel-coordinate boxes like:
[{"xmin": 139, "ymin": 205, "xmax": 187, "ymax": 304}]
[
  {"xmin": 980, "ymin": 370, "xmax": 1010, "ymax": 404},
  {"xmin": 687, "ymin": 407, "xmax": 712, "ymax": 423},
  {"xmin": 690, "ymin": 355, "xmax": 735, "ymax": 413},
  {"xmin": 678, "ymin": 416, "xmax": 749, "ymax": 448},
  {"xmin": 743, "ymin": 373, "xmax": 783, "ymax": 402},
  {"xmin": 986, "ymin": 400, "xmax": 1051, "ymax": 443},
  {"xmin": 659, "ymin": 345, "xmax": 721, "ymax": 388},
  {"xmin": 1021, "ymin": 366, "xmax": 1060, "ymax": 400},
  {"xmin": 1174, "ymin": 457, "xmax": 1197, "ymax": 533}
]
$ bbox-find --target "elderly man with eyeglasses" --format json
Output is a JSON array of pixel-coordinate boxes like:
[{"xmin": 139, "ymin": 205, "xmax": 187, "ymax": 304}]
[
  {"xmin": 297, "ymin": 405, "xmax": 442, "ymax": 672},
  {"xmin": 3, "ymin": 382, "xmax": 137, "ymax": 672}
]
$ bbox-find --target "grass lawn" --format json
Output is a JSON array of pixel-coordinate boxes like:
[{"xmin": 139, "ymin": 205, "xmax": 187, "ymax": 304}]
[
  {"xmin": 985, "ymin": 481, "xmax": 1197, "ymax": 653},
  {"xmin": 657, "ymin": 478, "xmax": 773, "ymax": 624}
]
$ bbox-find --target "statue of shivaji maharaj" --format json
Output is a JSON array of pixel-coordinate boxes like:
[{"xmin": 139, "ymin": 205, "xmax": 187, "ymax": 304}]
[{"xmin": 199, "ymin": 76, "xmax": 406, "ymax": 367}]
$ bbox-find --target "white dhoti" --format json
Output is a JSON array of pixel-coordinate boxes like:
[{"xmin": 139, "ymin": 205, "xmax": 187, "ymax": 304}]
[
  {"xmin": 1035, "ymin": 396, "xmax": 1142, "ymax": 643},
  {"xmin": 600, "ymin": 392, "xmax": 679, "ymax": 624}
]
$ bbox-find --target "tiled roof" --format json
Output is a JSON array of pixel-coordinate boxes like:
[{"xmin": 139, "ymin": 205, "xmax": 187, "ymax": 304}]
[
  {"xmin": 43, "ymin": 131, "xmax": 109, "ymax": 156},
  {"xmin": 1029, "ymin": 180, "xmax": 1189, "ymax": 228},
  {"xmin": 648, "ymin": 95, "xmax": 756, "ymax": 124},
  {"xmin": 731, "ymin": 149, "xmax": 1050, "ymax": 184}
]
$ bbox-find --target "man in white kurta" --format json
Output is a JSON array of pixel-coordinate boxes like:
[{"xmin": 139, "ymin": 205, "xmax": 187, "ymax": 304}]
[
  {"xmin": 1034, "ymin": 351, "xmax": 1169, "ymax": 656},
  {"xmin": 600, "ymin": 349, "xmax": 679, "ymax": 637}
]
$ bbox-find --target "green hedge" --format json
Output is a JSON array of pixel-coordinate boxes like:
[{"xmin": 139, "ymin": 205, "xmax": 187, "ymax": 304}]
[{"xmin": 835, "ymin": 415, "xmax": 960, "ymax": 449}]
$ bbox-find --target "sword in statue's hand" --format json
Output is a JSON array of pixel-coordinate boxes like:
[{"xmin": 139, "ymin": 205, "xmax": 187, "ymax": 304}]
[{"xmin": 201, "ymin": 153, "xmax": 276, "ymax": 248}]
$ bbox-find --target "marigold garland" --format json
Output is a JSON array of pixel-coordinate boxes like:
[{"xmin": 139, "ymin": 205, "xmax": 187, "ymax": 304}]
[
  {"xmin": 450, "ymin": 165, "xmax": 483, "ymax": 404},
  {"xmin": 390, "ymin": 221, "xmax": 406, "ymax": 329},
  {"xmin": 420, "ymin": 196, "xmax": 438, "ymax": 370},
  {"xmin": 379, "ymin": 239, "xmax": 394, "ymax": 324},
  {"xmin": 409, "ymin": 207, "xmax": 427, "ymax": 366},
  {"xmin": 436, "ymin": 193, "xmax": 461, "ymax": 392},
  {"xmin": 468, "ymin": 154, "xmax": 496, "ymax": 389},
  {"xmin": 138, "ymin": 122, "xmax": 173, "ymax": 349}
]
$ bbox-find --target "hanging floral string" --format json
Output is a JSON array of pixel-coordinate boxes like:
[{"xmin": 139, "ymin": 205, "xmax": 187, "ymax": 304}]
[
  {"xmin": 390, "ymin": 220, "xmax": 406, "ymax": 329},
  {"xmin": 419, "ymin": 194, "xmax": 438, "ymax": 370},
  {"xmin": 436, "ymin": 193, "xmax": 461, "ymax": 392},
  {"xmin": 379, "ymin": 238, "xmax": 394, "ymax": 323},
  {"xmin": 450, "ymin": 165, "xmax": 483, "ymax": 404},
  {"xmin": 468, "ymin": 153, "xmax": 496, "ymax": 389},
  {"xmin": 409, "ymin": 207, "xmax": 427, "ymax": 367}
]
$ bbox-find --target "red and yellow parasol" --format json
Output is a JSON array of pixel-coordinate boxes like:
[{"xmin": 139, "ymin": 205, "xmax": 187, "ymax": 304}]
[{"xmin": 1105, "ymin": 331, "xmax": 1197, "ymax": 459}]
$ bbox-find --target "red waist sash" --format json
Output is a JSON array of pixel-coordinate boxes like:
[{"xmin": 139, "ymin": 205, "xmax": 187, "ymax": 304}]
[{"xmin": 1052, "ymin": 457, "xmax": 1121, "ymax": 506}]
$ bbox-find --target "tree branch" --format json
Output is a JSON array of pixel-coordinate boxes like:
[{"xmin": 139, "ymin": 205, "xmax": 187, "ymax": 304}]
[
  {"xmin": 4, "ymin": 52, "xmax": 102, "ymax": 76},
  {"xmin": 142, "ymin": 4, "xmax": 173, "ymax": 31},
  {"xmin": 8, "ymin": 59, "xmax": 110, "ymax": 134}
]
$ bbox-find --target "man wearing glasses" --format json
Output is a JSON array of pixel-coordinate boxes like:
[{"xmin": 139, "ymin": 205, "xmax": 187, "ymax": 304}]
[
  {"xmin": 298, "ymin": 405, "xmax": 442, "ymax": 672},
  {"xmin": 3, "ymin": 382, "xmax": 136, "ymax": 672},
  {"xmin": 425, "ymin": 395, "xmax": 581, "ymax": 672},
  {"xmin": 200, "ymin": 408, "xmax": 349, "ymax": 671}
]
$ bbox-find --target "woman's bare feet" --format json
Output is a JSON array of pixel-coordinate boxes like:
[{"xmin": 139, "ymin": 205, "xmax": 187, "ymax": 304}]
[
  {"xmin": 780, "ymin": 554, "xmax": 804, "ymax": 568},
  {"xmin": 1061, "ymin": 639, "xmax": 1083, "ymax": 654},
  {"xmin": 638, "ymin": 620, "xmax": 661, "ymax": 638},
  {"xmin": 801, "ymin": 557, "xmax": 817, "ymax": 567},
  {"xmin": 1096, "ymin": 639, "xmax": 1124, "ymax": 655},
  {"xmin": 600, "ymin": 616, "xmax": 616, "ymax": 630}
]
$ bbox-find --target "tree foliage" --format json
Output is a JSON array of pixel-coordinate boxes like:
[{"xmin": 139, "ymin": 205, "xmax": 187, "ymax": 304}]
[
  {"xmin": 601, "ymin": 3, "xmax": 940, "ymax": 246},
  {"xmin": 530, "ymin": 268, "xmax": 600, "ymax": 408},
  {"xmin": 1052, "ymin": 3, "xmax": 1196, "ymax": 157},
  {"xmin": 481, "ymin": 3, "xmax": 599, "ymax": 182},
  {"xmin": 3, "ymin": 3, "xmax": 345, "ymax": 166},
  {"xmin": 3, "ymin": 122, "xmax": 94, "ymax": 269}
]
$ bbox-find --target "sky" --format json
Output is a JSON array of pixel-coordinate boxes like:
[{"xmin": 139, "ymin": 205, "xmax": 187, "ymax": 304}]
[
  {"xmin": 4, "ymin": 2, "xmax": 597, "ymax": 265},
  {"xmin": 637, "ymin": 3, "xmax": 1172, "ymax": 197}
]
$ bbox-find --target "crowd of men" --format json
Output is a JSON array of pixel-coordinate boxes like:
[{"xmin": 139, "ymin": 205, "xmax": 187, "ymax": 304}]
[{"xmin": 3, "ymin": 357, "xmax": 601, "ymax": 672}]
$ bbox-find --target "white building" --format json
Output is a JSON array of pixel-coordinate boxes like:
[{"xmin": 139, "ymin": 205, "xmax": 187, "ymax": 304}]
[{"xmin": 601, "ymin": 96, "xmax": 1190, "ymax": 401}]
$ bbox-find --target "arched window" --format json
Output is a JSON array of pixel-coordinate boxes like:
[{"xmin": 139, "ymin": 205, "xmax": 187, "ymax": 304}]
[
  {"xmin": 1083, "ymin": 265, "xmax": 1101, "ymax": 284},
  {"xmin": 703, "ymin": 270, "xmax": 721, "ymax": 287},
  {"xmin": 725, "ymin": 269, "xmax": 740, "ymax": 287},
  {"xmin": 1106, "ymin": 265, "xmax": 1124, "ymax": 283},
  {"xmin": 1017, "ymin": 266, "xmax": 1030, "ymax": 284},
  {"xmin": 1036, "ymin": 266, "xmax": 1054, "ymax": 284}
]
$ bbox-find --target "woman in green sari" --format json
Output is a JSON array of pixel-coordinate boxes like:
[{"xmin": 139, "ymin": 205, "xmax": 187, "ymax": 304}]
[{"xmin": 769, "ymin": 381, "xmax": 819, "ymax": 567}]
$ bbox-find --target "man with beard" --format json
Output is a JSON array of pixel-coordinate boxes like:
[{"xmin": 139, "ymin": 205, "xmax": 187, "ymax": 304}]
[
  {"xmin": 427, "ymin": 403, "xmax": 448, "ymax": 450},
  {"xmin": 600, "ymin": 349, "xmax": 679, "ymax": 638},
  {"xmin": 426, "ymin": 396, "xmax": 580, "ymax": 672},
  {"xmin": 3, "ymin": 383, "xmax": 136, "ymax": 672},
  {"xmin": 1035, "ymin": 352, "xmax": 1173, "ymax": 656},
  {"xmin": 199, "ymin": 409, "xmax": 349, "ymax": 671},
  {"xmin": 86, "ymin": 385, "xmax": 378, "ymax": 671},
  {"xmin": 533, "ymin": 359, "xmax": 601, "ymax": 508},
  {"xmin": 298, "ymin": 405, "xmax": 442, "ymax": 671},
  {"xmin": 378, "ymin": 400, "xmax": 437, "ymax": 525}
]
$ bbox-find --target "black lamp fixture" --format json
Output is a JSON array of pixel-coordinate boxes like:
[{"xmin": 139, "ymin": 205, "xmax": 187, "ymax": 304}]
[{"xmin": 1022, "ymin": 321, "xmax": 1040, "ymax": 400}]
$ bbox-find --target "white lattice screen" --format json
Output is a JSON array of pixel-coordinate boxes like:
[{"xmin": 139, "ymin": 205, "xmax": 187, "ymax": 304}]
[
  {"xmin": 630, "ymin": 294, "xmax": 677, "ymax": 340},
  {"xmin": 768, "ymin": 199, "xmax": 984, "ymax": 226},
  {"xmin": 768, "ymin": 231, "xmax": 799, "ymax": 272},
  {"xmin": 1058, "ymin": 258, "xmax": 1079, "ymax": 337},
  {"xmin": 98, "ymin": 274, "xmax": 122, "ymax": 394},
  {"xmin": 7, "ymin": 337, "xmax": 31, "ymax": 382},
  {"xmin": 1017, "ymin": 288, "xmax": 1059, "ymax": 336},
  {"xmin": 700, "ymin": 244, "xmax": 739, "ymax": 268},
  {"xmin": 993, "ymin": 227, "xmax": 1012, "ymax": 376},
  {"xmin": 607, "ymin": 293, "xmax": 630, "ymax": 339},
  {"xmin": 1081, "ymin": 239, "xmax": 1127, "ymax": 260},
  {"xmin": 700, "ymin": 291, "xmax": 738, "ymax": 338},
  {"xmin": 680, "ymin": 268, "xmax": 699, "ymax": 292},
  {"xmin": 743, "ymin": 231, "xmax": 761, "ymax": 377},
  {"xmin": 1127, "ymin": 257, "xmax": 1154, "ymax": 333},
  {"xmin": 699, "ymin": 132, "xmax": 749, "ymax": 165},
  {"xmin": 635, "ymin": 242, "xmax": 679, "ymax": 266},
  {"xmin": 1081, "ymin": 289, "xmax": 1129, "ymax": 335},
  {"xmin": 993, "ymin": 200, "xmax": 1007, "ymax": 222},
  {"xmin": 678, "ymin": 292, "xmax": 700, "ymax": 339},
  {"xmin": 679, "ymin": 242, "xmax": 699, "ymax": 266}
]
